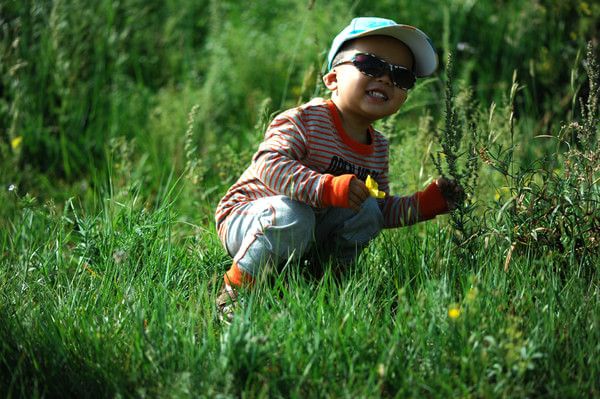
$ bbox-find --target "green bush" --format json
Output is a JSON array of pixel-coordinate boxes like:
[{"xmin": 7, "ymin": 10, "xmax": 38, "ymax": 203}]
[{"xmin": 488, "ymin": 43, "xmax": 599, "ymax": 268}]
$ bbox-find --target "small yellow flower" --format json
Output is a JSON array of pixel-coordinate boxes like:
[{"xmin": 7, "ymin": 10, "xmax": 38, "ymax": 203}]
[
  {"xmin": 377, "ymin": 363, "xmax": 385, "ymax": 378},
  {"xmin": 494, "ymin": 186, "xmax": 511, "ymax": 201},
  {"xmin": 366, "ymin": 175, "xmax": 385, "ymax": 199},
  {"xmin": 448, "ymin": 305, "xmax": 461, "ymax": 319},
  {"xmin": 466, "ymin": 287, "xmax": 479, "ymax": 303},
  {"xmin": 580, "ymin": 1, "xmax": 591, "ymax": 16},
  {"xmin": 11, "ymin": 136, "xmax": 23, "ymax": 149}
]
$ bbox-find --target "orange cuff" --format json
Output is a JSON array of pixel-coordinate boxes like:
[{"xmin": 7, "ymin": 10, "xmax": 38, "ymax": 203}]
[
  {"xmin": 414, "ymin": 182, "xmax": 449, "ymax": 220},
  {"xmin": 321, "ymin": 174, "xmax": 354, "ymax": 208},
  {"xmin": 224, "ymin": 262, "xmax": 253, "ymax": 288}
]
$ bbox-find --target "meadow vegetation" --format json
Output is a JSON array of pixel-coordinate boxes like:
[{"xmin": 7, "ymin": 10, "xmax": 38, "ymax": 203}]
[{"xmin": 1, "ymin": 0, "xmax": 599, "ymax": 397}]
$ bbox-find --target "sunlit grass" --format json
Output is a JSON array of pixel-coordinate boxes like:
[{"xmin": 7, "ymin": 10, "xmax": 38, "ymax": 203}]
[{"xmin": 1, "ymin": 186, "xmax": 598, "ymax": 397}]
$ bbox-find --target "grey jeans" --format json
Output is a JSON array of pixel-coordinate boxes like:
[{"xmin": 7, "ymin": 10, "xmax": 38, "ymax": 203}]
[{"xmin": 222, "ymin": 195, "xmax": 384, "ymax": 277}]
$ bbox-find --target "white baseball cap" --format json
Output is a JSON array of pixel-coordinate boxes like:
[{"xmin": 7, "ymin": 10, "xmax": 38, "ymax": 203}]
[{"xmin": 327, "ymin": 17, "xmax": 438, "ymax": 77}]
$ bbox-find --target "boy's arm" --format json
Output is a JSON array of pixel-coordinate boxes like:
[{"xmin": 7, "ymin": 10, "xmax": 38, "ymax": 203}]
[
  {"xmin": 381, "ymin": 181, "xmax": 448, "ymax": 227},
  {"xmin": 252, "ymin": 115, "xmax": 354, "ymax": 208}
]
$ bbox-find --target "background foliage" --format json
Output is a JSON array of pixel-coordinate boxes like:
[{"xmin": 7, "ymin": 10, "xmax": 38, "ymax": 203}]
[{"xmin": 0, "ymin": 0, "xmax": 598, "ymax": 397}]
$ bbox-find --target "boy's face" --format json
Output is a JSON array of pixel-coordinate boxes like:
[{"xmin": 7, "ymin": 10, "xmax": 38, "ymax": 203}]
[{"xmin": 323, "ymin": 36, "xmax": 414, "ymax": 124}]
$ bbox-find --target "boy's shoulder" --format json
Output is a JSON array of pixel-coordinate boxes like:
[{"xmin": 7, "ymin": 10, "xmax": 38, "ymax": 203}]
[
  {"xmin": 275, "ymin": 97, "xmax": 330, "ymax": 121},
  {"xmin": 301, "ymin": 97, "xmax": 329, "ymax": 110}
]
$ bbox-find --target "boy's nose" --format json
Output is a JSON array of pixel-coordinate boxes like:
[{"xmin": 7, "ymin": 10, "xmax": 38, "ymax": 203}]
[{"xmin": 376, "ymin": 71, "xmax": 394, "ymax": 86}]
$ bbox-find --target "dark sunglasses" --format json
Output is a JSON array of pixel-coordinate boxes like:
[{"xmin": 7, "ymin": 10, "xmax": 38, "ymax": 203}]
[{"xmin": 332, "ymin": 52, "xmax": 416, "ymax": 90}]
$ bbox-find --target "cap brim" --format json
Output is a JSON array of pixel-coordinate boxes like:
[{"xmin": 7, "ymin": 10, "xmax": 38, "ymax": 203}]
[{"xmin": 332, "ymin": 25, "xmax": 438, "ymax": 77}]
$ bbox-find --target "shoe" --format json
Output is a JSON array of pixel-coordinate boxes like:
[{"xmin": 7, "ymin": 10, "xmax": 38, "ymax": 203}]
[{"xmin": 216, "ymin": 284, "xmax": 238, "ymax": 324}]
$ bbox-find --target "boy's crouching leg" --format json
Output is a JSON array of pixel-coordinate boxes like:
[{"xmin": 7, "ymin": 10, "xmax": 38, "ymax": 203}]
[
  {"xmin": 226, "ymin": 195, "xmax": 316, "ymax": 281},
  {"xmin": 349, "ymin": 196, "xmax": 384, "ymax": 238},
  {"xmin": 317, "ymin": 197, "xmax": 384, "ymax": 266}
]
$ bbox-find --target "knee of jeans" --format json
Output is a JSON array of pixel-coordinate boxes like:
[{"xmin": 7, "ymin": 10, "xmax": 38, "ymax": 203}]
[
  {"xmin": 269, "ymin": 196, "xmax": 315, "ymax": 249},
  {"xmin": 354, "ymin": 197, "xmax": 384, "ymax": 238},
  {"xmin": 362, "ymin": 195, "xmax": 383, "ymax": 216}
]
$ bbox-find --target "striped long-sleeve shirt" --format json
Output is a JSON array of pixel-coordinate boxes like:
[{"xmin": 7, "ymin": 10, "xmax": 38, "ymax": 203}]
[{"xmin": 215, "ymin": 98, "xmax": 445, "ymax": 239}]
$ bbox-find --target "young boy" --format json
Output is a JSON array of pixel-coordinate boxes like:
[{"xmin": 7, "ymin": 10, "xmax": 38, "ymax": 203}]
[{"xmin": 215, "ymin": 17, "xmax": 464, "ymax": 320}]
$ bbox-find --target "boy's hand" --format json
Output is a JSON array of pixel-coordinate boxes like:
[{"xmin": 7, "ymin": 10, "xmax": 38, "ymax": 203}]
[
  {"xmin": 348, "ymin": 177, "xmax": 370, "ymax": 212},
  {"xmin": 435, "ymin": 178, "xmax": 465, "ymax": 211}
]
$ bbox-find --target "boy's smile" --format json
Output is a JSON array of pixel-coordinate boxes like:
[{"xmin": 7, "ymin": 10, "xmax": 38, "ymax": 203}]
[
  {"xmin": 323, "ymin": 35, "xmax": 415, "ymax": 143},
  {"xmin": 366, "ymin": 88, "xmax": 388, "ymax": 101}
]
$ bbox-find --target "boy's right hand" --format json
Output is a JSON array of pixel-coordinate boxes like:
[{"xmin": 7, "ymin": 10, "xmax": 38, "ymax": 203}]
[
  {"xmin": 322, "ymin": 174, "xmax": 369, "ymax": 211},
  {"xmin": 348, "ymin": 177, "xmax": 370, "ymax": 212}
]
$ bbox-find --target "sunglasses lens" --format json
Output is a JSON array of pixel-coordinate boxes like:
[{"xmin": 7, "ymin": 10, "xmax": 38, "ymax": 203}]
[
  {"xmin": 353, "ymin": 53, "xmax": 416, "ymax": 90},
  {"xmin": 391, "ymin": 67, "xmax": 416, "ymax": 90},
  {"xmin": 353, "ymin": 54, "xmax": 387, "ymax": 78}
]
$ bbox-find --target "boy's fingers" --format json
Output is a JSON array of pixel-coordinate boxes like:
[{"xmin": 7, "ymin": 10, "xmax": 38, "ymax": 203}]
[
  {"xmin": 436, "ymin": 178, "xmax": 465, "ymax": 209},
  {"xmin": 361, "ymin": 181, "xmax": 369, "ymax": 195},
  {"xmin": 352, "ymin": 179, "xmax": 369, "ymax": 194},
  {"xmin": 347, "ymin": 197, "xmax": 360, "ymax": 211},
  {"xmin": 348, "ymin": 191, "xmax": 366, "ymax": 207},
  {"xmin": 350, "ymin": 180, "xmax": 368, "ymax": 197}
]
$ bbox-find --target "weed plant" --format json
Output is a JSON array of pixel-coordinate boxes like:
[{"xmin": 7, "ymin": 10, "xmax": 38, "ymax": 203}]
[
  {"xmin": 432, "ymin": 53, "xmax": 481, "ymax": 258},
  {"xmin": 483, "ymin": 42, "xmax": 599, "ymax": 270}
]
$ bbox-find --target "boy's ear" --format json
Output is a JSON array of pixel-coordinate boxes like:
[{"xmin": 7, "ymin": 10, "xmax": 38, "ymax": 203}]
[{"xmin": 322, "ymin": 69, "xmax": 338, "ymax": 91}]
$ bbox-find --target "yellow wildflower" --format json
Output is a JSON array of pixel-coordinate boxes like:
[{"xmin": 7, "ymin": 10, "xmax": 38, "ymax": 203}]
[
  {"xmin": 466, "ymin": 287, "xmax": 479, "ymax": 304},
  {"xmin": 448, "ymin": 305, "xmax": 461, "ymax": 319},
  {"xmin": 11, "ymin": 136, "xmax": 23, "ymax": 150},
  {"xmin": 580, "ymin": 1, "xmax": 591, "ymax": 16},
  {"xmin": 377, "ymin": 363, "xmax": 385, "ymax": 378},
  {"xmin": 366, "ymin": 175, "xmax": 385, "ymax": 199},
  {"xmin": 494, "ymin": 186, "xmax": 511, "ymax": 201}
]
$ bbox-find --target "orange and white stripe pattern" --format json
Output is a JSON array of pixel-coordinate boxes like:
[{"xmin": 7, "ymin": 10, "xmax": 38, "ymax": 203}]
[{"xmin": 216, "ymin": 98, "xmax": 429, "ymax": 240}]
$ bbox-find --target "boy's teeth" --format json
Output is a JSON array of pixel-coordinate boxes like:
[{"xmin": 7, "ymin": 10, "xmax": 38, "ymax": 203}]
[{"xmin": 368, "ymin": 90, "xmax": 387, "ymax": 100}]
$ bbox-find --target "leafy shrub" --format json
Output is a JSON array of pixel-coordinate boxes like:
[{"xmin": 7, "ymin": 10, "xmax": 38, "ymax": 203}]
[{"xmin": 486, "ymin": 43, "xmax": 599, "ymax": 268}]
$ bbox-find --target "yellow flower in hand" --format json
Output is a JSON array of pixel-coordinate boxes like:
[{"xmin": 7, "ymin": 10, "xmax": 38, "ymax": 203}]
[{"xmin": 366, "ymin": 175, "xmax": 385, "ymax": 199}]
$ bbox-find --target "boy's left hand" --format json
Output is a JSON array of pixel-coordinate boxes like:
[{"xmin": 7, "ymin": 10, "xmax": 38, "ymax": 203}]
[
  {"xmin": 435, "ymin": 178, "xmax": 465, "ymax": 211},
  {"xmin": 348, "ymin": 177, "xmax": 370, "ymax": 212}
]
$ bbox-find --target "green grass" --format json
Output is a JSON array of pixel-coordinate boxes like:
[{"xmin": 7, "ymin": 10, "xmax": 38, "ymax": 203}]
[
  {"xmin": 1, "ymin": 192, "xmax": 598, "ymax": 397},
  {"xmin": 1, "ymin": 0, "xmax": 599, "ymax": 397}
]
